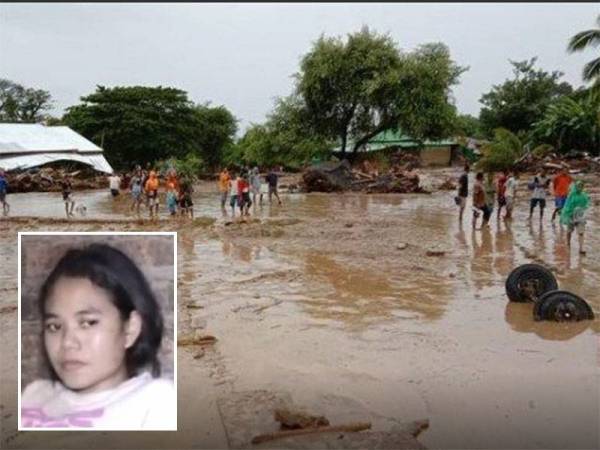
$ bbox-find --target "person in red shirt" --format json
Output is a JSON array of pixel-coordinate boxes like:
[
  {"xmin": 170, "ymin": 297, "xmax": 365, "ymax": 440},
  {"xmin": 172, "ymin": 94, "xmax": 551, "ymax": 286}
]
[
  {"xmin": 551, "ymin": 167, "xmax": 573, "ymax": 222},
  {"xmin": 495, "ymin": 170, "xmax": 508, "ymax": 220},
  {"xmin": 237, "ymin": 173, "xmax": 252, "ymax": 217}
]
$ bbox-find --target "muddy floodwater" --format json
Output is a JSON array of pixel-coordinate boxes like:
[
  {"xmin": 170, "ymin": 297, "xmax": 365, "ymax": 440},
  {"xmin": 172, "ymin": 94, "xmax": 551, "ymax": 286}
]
[{"xmin": 1, "ymin": 173, "xmax": 598, "ymax": 449}]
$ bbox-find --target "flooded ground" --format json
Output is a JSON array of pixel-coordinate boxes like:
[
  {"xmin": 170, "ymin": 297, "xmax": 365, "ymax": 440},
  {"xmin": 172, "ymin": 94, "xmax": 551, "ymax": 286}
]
[{"xmin": 1, "ymin": 170, "xmax": 598, "ymax": 449}]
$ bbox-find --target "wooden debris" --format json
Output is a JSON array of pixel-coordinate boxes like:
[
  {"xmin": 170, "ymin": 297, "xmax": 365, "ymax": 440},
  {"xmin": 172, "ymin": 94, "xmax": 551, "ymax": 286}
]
[
  {"xmin": 251, "ymin": 421, "xmax": 372, "ymax": 445},
  {"xmin": 274, "ymin": 408, "xmax": 330, "ymax": 430},
  {"xmin": 177, "ymin": 334, "xmax": 217, "ymax": 347}
]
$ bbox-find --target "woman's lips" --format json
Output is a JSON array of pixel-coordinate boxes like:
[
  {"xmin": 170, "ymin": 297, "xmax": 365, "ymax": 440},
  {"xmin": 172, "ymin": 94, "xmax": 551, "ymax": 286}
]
[{"xmin": 60, "ymin": 361, "xmax": 86, "ymax": 371}]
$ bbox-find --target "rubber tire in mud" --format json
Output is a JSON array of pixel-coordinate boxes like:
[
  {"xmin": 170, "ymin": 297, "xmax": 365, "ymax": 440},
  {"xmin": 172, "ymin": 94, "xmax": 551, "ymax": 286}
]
[
  {"xmin": 533, "ymin": 290, "xmax": 595, "ymax": 322},
  {"xmin": 505, "ymin": 264, "xmax": 558, "ymax": 303}
]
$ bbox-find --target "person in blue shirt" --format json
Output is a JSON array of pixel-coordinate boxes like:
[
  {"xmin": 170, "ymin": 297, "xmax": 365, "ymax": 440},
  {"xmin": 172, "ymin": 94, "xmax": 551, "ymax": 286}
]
[{"xmin": 0, "ymin": 168, "xmax": 10, "ymax": 216}]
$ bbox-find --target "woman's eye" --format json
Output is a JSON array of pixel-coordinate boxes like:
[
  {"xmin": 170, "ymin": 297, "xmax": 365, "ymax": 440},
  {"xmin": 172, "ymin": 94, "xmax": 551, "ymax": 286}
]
[
  {"xmin": 80, "ymin": 319, "xmax": 98, "ymax": 329},
  {"xmin": 45, "ymin": 323, "xmax": 60, "ymax": 332}
]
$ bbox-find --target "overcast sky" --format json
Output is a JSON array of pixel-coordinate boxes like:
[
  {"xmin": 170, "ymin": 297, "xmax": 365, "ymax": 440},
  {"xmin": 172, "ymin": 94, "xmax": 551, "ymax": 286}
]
[{"xmin": 1, "ymin": 3, "xmax": 597, "ymax": 133}]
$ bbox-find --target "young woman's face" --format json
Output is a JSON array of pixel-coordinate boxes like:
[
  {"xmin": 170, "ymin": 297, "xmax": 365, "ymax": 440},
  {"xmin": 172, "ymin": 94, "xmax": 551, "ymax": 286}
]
[{"xmin": 43, "ymin": 276, "xmax": 138, "ymax": 394}]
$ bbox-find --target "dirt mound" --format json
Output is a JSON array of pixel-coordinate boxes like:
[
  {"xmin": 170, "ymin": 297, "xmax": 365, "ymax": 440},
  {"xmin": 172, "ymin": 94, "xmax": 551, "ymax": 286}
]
[
  {"xmin": 514, "ymin": 151, "xmax": 600, "ymax": 174},
  {"xmin": 301, "ymin": 160, "xmax": 426, "ymax": 194}
]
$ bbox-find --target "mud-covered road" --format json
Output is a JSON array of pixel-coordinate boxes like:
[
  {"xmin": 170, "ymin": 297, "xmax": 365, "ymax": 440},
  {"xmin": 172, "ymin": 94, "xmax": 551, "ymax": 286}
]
[{"xmin": 1, "ymin": 170, "xmax": 598, "ymax": 449}]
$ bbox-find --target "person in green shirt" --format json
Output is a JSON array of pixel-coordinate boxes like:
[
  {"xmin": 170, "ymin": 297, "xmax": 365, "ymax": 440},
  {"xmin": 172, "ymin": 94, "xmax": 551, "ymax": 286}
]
[{"xmin": 560, "ymin": 180, "xmax": 590, "ymax": 255}]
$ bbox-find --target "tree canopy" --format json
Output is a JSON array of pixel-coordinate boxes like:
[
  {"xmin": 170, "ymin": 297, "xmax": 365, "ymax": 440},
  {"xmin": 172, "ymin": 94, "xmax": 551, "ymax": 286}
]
[
  {"xmin": 63, "ymin": 85, "xmax": 237, "ymax": 170},
  {"xmin": 479, "ymin": 58, "xmax": 573, "ymax": 137},
  {"xmin": 567, "ymin": 14, "xmax": 600, "ymax": 84},
  {"xmin": 295, "ymin": 27, "xmax": 465, "ymax": 157},
  {"xmin": 0, "ymin": 79, "xmax": 52, "ymax": 123}
]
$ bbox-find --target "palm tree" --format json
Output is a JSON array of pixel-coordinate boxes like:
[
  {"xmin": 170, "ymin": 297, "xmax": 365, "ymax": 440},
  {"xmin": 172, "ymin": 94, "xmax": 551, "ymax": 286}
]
[{"xmin": 568, "ymin": 15, "xmax": 600, "ymax": 83}]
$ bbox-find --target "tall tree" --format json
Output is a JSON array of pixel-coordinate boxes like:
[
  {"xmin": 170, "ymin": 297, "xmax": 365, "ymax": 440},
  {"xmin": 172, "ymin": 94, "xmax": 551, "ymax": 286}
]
[
  {"xmin": 296, "ymin": 27, "xmax": 465, "ymax": 158},
  {"xmin": 568, "ymin": 14, "xmax": 600, "ymax": 84},
  {"xmin": 479, "ymin": 58, "xmax": 573, "ymax": 136},
  {"xmin": 193, "ymin": 103, "xmax": 237, "ymax": 170},
  {"xmin": 63, "ymin": 85, "xmax": 237, "ymax": 170},
  {"xmin": 0, "ymin": 79, "xmax": 52, "ymax": 123}
]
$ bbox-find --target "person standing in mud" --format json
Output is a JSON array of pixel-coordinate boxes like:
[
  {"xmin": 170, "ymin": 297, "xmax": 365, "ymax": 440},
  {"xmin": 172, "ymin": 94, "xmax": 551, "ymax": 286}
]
[
  {"xmin": 504, "ymin": 171, "xmax": 518, "ymax": 220},
  {"xmin": 484, "ymin": 172, "xmax": 496, "ymax": 219},
  {"xmin": 265, "ymin": 167, "xmax": 282, "ymax": 206},
  {"xmin": 178, "ymin": 178, "xmax": 194, "ymax": 219},
  {"xmin": 528, "ymin": 170, "xmax": 550, "ymax": 222},
  {"xmin": 108, "ymin": 172, "xmax": 121, "ymax": 198},
  {"xmin": 495, "ymin": 170, "xmax": 508, "ymax": 220},
  {"xmin": 0, "ymin": 168, "xmax": 10, "ymax": 216},
  {"xmin": 472, "ymin": 172, "xmax": 491, "ymax": 228},
  {"xmin": 218, "ymin": 167, "xmax": 231, "ymax": 210},
  {"xmin": 250, "ymin": 167, "xmax": 263, "ymax": 206},
  {"xmin": 237, "ymin": 172, "xmax": 252, "ymax": 216},
  {"xmin": 560, "ymin": 180, "xmax": 590, "ymax": 255},
  {"xmin": 551, "ymin": 167, "xmax": 572, "ymax": 223},
  {"xmin": 229, "ymin": 171, "xmax": 239, "ymax": 218},
  {"xmin": 144, "ymin": 171, "xmax": 160, "ymax": 220},
  {"xmin": 61, "ymin": 175, "xmax": 75, "ymax": 218},
  {"xmin": 456, "ymin": 164, "xmax": 469, "ymax": 222},
  {"xmin": 129, "ymin": 169, "xmax": 144, "ymax": 216}
]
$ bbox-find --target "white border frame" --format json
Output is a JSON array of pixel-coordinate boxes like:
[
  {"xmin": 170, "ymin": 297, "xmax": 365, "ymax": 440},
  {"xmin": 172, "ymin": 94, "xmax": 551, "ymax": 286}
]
[{"xmin": 17, "ymin": 231, "xmax": 178, "ymax": 431}]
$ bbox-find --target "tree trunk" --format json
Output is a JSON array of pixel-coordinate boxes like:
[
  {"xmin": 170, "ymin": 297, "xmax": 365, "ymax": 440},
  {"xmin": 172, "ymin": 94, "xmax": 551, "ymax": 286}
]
[{"xmin": 340, "ymin": 129, "xmax": 347, "ymax": 159}]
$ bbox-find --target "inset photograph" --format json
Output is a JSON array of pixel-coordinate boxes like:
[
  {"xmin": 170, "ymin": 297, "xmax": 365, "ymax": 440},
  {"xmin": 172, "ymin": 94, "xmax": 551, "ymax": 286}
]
[{"xmin": 18, "ymin": 232, "xmax": 176, "ymax": 430}]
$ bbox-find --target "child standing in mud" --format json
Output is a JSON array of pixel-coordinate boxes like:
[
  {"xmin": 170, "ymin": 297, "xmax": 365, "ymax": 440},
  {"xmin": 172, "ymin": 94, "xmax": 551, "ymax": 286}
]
[
  {"xmin": 178, "ymin": 178, "xmax": 194, "ymax": 219},
  {"xmin": 456, "ymin": 164, "xmax": 469, "ymax": 222},
  {"xmin": 218, "ymin": 167, "xmax": 231, "ymax": 210},
  {"xmin": 61, "ymin": 175, "xmax": 75, "ymax": 218},
  {"xmin": 238, "ymin": 173, "xmax": 252, "ymax": 216},
  {"xmin": 0, "ymin": 168, "xmax": 10, "ymax": 216},
  {"xmin": 20, "ymin": 244, "xmax": 175, "ymax": 430},
  {"xmin": 484, "ymin": 172, "xmax": 496, "ymax": 218}
]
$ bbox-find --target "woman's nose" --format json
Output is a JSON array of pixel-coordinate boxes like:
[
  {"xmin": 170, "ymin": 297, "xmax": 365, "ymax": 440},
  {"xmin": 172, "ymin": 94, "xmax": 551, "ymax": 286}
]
[{"xmin": 60, "ymin": 325, "xmax": 81, "ymax": 350}]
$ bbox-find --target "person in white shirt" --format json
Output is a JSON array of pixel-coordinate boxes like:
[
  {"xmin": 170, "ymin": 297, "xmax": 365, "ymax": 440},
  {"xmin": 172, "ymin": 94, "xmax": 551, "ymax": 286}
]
[
  {"xmin": 21, "ymin": 244, "xmax": 175, "ymax": 430},
  {"xmin": 528, "ymin": 170, "xmax": 550, "ymax": 221},
  {"xmin": 504, "ymin": 171, "xmax": 518, "ymax": 220},
  {"xmin": 108, "ymin": 173, "xmax": 121, "ymax": 198}
]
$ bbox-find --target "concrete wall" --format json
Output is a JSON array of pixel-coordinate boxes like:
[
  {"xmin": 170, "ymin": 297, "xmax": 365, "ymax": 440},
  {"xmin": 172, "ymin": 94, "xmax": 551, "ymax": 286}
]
[
  {"xmin": 20, "ymin": 234, "xmax": 175, "ymax": 390},
  {"xmin": 419, "ymin": 146, "xmax": 452, "ymax": 166}
]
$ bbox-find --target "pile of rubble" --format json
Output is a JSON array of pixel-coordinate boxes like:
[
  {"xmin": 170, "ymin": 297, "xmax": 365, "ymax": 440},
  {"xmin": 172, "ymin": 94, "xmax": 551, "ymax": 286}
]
[
  {"xmin": 514, "ymin": 151, "xmax": 600, "ymax": 174},
  {"xmin": 5, "ymin": 167, "xmax": 108, "ymax": 193},
  {"xmin": 301, "ymin": 160, "xmax": 426, "ymax": 194}
]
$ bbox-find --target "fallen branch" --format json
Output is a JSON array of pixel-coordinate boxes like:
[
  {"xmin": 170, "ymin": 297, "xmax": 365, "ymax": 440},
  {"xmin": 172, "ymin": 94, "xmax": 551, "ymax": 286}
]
[{"xmin": 251, "ymin": 421, "xmax": 372, "ymax": 445}]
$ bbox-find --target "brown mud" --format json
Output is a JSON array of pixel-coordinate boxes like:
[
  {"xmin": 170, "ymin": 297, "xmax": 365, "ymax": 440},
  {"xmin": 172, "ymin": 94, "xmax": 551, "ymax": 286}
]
[{"xmin": 1, "ymin": 169, "xmax": 598, "ymax": 449}]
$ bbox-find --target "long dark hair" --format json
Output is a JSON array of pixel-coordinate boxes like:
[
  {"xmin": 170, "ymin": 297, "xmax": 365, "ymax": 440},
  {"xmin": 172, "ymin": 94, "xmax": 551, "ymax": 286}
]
[{"xmin": 38, "ymin": 243, "xmax": 164, "ymax": 381}]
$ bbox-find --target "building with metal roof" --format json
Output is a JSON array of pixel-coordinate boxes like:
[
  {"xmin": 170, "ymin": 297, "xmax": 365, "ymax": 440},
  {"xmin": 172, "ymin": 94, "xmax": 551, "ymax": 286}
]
[
  {"xmin": 332, "ymin": 129, "xmax": 460, "ymax": 166},
  {"xmin": 0, "ymin": 123, "xmax": 113, "ymax": 173}
]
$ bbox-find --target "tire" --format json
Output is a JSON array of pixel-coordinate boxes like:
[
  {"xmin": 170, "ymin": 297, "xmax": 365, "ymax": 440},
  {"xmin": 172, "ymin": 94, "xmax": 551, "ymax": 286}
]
[
  {"xmin": 533, "ymin": 290, "xmax": 595, "ymax": 322},
  {"xmin": 505, "ymin": 264, "xmax": 558, "ymax": 303}
]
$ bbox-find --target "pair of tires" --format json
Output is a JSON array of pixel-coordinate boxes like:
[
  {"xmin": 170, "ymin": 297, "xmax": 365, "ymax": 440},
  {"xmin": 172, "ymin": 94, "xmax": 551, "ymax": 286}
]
[{"xmin": 505, "ymin": 264, "xmax": 594, "ymax": 322}]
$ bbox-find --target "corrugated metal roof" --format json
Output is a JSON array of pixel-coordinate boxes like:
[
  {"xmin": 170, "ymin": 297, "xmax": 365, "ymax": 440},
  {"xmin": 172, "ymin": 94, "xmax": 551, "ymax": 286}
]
[
  {"xmin": 0, "ymin": 124, "xmax": 101, "ymax": 154},
  {"xmin": 332, "ymin": 128, "xmax": 457, "ymax": 153}
]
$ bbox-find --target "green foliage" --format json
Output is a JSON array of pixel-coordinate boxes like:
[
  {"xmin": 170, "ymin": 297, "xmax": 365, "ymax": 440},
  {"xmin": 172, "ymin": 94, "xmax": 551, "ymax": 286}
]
[
  {"xmin": 479, "ymin": 58, "xmax": 573, "ymax": 136},
  {"xmin": 296, "ymin": 27, "xmax": 465, "ymax": 157},
  {"xmin": 0, "ymin": 79, "xmax": 52, "ymax": 123},
  {"xmin": 477, "ymin": 128, "xmax": 524, "ymax": 172},
  {"xmin": 63, "ymin": 85, "xmax": 237, "ymax": 170},
  {"xmin": 454, "ymin": 114, "xmax": 484, "ymax": 138},
  {"xmin": 532, "ymin": 89, "xmax": 600, "ymax": 155},
  {"xmin": 235, "ymin": 95, "xmax": 332, "ymax": 168},
  {"xmin": 193, "ymin": 103, "xmax": 238, "ymax": 170},
  {"xmin": 567, "ymin": 15, "xmax": 600, "ymax": 83}
]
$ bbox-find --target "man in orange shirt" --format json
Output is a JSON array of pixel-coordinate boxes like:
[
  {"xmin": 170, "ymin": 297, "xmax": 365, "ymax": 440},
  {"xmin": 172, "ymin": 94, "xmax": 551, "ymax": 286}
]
[
  {"xmin": 551, "ymin": 167, "xmax": 572, "ymax": 222},
  {"xmin": 144, "ymin": 170, "xmax": 160, "ymax": 220},
  {"xmin": 218, "ymin": 167, "xmax": 231, "ymax": 210}
]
